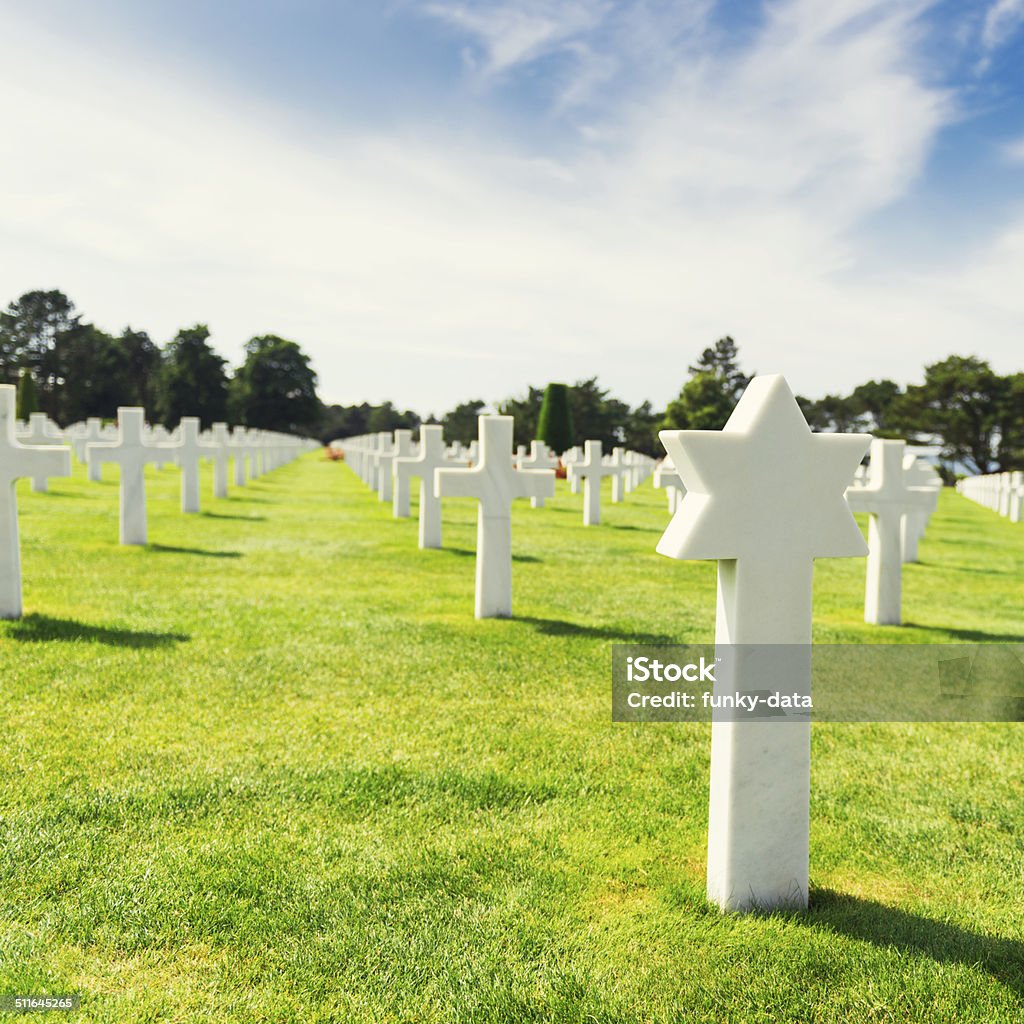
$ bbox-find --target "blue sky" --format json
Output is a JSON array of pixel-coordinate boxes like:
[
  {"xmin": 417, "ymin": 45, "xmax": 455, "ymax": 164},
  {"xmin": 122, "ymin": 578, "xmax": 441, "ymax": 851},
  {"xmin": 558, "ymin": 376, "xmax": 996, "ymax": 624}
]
[{"xmin": 1, "ymin": 0, "xmax": 1022, "ymax": 413}]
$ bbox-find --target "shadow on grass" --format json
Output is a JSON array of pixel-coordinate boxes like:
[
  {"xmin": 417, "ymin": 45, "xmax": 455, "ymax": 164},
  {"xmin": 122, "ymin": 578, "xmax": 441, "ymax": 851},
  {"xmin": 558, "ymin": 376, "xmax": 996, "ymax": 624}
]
[
  {"xmin": 902, "ymin": 622, "xmax": 1024, "ymax": 643},
  {"xmin": 804, "ymin": 890, "xmax": 1024, "ymax": 998},
  {"xmin": 605, "ymin": 522, "xmax": 663, "ymax": 533},
  {"xmin": 445, "ymin": 547, "xmax": 540, "ymax": 564},
  {"xmin": 517, "ymin": 616, "xmax": 676, "ymax": 644},
  {"xmin": 146, "ymin": 544, "xmax": 242, "ymax": 559},
  {"xmin": 5, "ymin": 613, "xmax": 188, "ymax": 648},
  {"xmin": 224, "ymin": 495, "xmax": 273, "ymax": 505},
  {"xmin": 200, "ymin": 511, "xmax": 267, "ymax": 522}
]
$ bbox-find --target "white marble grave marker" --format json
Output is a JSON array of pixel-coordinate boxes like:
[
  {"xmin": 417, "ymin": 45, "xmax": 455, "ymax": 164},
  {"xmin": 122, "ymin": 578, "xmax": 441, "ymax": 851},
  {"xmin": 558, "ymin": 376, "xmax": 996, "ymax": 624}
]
[
  {"xmin": 394, "ymin": 425, "xmax": 466, "ymax": 549},
  {"xmin": 88, "ymin": 407, "xmax": 166, "ymax": 545},
  {"xmin": 20, "ymin": 413, "xmax": 65, "ymax": 493},
  {"xmin": 567, "ymin": 440, "xmax": 616, "ymax": 526},
  {"xmin": 210, "ymin": 423, "xmax": 231, "ymax": 499},
  {"xmin": 435, "ymin": 415, "xmax": 554, "ymax": 618},
  {"xmin": 170, "ymin": 417, "xmax": 212, "ymax": 514},
  {"xmin": 389, "ymin": 430, "xmax": 414, "ymax": 516},
  {"xmin": 519, "ymin": 441, "xmax": 559, "ymax": 507},
  {"xmin": 846, "ymin": 439, "xmax": 935, "ymax": 626},
  {"xmin": 0, "ymin": 386, "xmax": 72, "ymax": 618},
  {"xmin": 657, "ymin": 375, "xmax": 869, "ymax": 912}
]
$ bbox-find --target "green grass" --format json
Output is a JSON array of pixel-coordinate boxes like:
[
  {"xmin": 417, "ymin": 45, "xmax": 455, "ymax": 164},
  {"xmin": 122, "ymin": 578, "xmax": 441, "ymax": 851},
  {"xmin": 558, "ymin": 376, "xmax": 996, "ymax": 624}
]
[{"xmin": 1, "ymin": 455, "xmax": 1023, "ymax": 1022}]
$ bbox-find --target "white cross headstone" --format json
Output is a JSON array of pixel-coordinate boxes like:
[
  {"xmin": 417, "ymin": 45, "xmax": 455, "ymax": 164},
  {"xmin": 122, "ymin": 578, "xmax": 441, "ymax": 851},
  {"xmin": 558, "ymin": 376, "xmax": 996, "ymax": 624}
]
[
  {"xmin": 81, "ymin": 419, "xmax": 107, "ymax": 479},
  {"xmin": 19, "ymin": 413, "xmax": 66, "ymax": 493},
  {"xmin": 846, "ymin": 439, "xmax": 935, "ymax": 625},
  {"xmin": 657, "ymin": 374, "xmax": 869, "ymax": 912},
  {"xmin": 608, "ymin": 446, "xmax": 628, "ymax": 503},
  {"xmin": 0, "ymin": 386, "xmax": 72, "ymax": 618},
  {"xmin": 168, "ymin": 417, "xmax": 213, "ymax": 514},
  {"xmin": 210, "ymin": 423, "xmax": 231, "ymax": 499},
  {"xmin": 899, "ymin": 455, "xmax": 941, "ymax": 563},
  {"xmin": 435, "ymin": 415, "xmax": 554, "ymax": 618},
  {"xmin": 518, "ymin": 440, "xmax": 559, "ymax": 507},
  {"xmin": 567, "ymin": 440, "xmax": 617, "ymax": 526},
  {"xmin": 390, "ymin": 430, "xmax": 415, "ymax": 517},
  {"xmin": 87, "ymin": 407, "xmax": 167, "ymax": 545},
  {"xmin": 654, "ymin": 457, "xmax": 686, "ymax": 514},
  {"xmin": 231, "ymin": 428, "xmax": 249, "ymax": 486},
  {"xmin": 151, "ymin": 425, "xmax": 175, "ymax": 469},
  {"xmin": 394, "ymin": 425, "xmax": 466, "ymax": 549},
  {"xmin": 563, "ymin": 446, "xmax": 582, "ymax": 493}
]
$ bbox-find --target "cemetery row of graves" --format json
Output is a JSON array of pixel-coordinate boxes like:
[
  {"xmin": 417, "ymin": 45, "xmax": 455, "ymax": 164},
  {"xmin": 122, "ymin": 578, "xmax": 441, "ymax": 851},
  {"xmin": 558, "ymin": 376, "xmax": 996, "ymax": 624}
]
[{"xmin": 2, "ymin": 372, "xmax": 1023, "ymax": 1019}]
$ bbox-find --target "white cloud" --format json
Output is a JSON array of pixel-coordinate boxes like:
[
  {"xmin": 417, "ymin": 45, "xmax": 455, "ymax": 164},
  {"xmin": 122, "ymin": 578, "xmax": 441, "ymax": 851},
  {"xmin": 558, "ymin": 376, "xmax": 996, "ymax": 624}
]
[
  {"xmin": 423, "ymin": 0, "xmax": 610, "ymax": 79},
  {"xmin": 982, "ymin": 0, "xmax": 1024, "ymax": 50},
  {"xmin": 0, "ymin": 2, "xmax": 1021, "ymax": 418}
]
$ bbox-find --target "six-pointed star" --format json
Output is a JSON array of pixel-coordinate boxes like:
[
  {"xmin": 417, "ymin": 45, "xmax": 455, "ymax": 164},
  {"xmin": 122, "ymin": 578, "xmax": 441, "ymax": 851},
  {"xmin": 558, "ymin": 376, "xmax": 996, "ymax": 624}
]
[{"xmin": 656, "ymin": 375, "xmax": 870, "ymax": 564}]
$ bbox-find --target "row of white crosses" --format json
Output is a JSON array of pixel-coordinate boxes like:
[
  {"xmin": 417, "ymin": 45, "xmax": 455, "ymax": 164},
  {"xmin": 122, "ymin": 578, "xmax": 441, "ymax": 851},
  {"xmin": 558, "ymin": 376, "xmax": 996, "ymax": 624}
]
[
  {"xmin": 340, "ymin": 424, "xmax": 577, "ymax": 616},
  {"xmin": 845, "ymin": 442, "xmax": 941, "ymax": 625},
  {"xmin": 339, "ymin": 425, "xmax": 655, "ymax": 613},
  {"xmin": 85, "ymin": 410, "xmax": 317, "ymax": 544},
  {"xmin": 565, "ymin": 443, "xmax": 654, "ymax": 525},
  {"xmin": 1, "ymin": 387, "xmax": 317, "ymax": 617},
  {"xmin": 957, "ymin": 471, "xmax": 1024, "ymax": 523}
]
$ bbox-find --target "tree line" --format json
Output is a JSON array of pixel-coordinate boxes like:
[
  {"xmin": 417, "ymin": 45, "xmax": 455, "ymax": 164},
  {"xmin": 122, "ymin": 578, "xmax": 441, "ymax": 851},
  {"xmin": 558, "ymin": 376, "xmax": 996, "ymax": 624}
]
[
  {"xmin": 329, "ymin": 337, "xmax": 1024, "ymax": 478},
  {"xmin": 1, "ymin": 290, "xmax": 320, "ymax": 435},
  {"xmin": 6, "ymin": 291, "xmax": 1019, "ymax": 475}
]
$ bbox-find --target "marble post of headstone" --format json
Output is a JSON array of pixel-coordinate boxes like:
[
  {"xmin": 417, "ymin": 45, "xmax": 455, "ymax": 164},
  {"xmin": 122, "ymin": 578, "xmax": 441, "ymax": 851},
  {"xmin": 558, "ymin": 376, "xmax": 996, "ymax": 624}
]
[
  {"xmin": 168, "ymin": 418, "xmax": 212, "ymax": 514},
  {"xmin": 0, "ymin": 386, "xmax": 72, "ymax": 618},
  {"xmin": 654, "ymin": 457, "xmax": 686, "ymax": 514},
  {"xmin": 151, "ymin": 425, "xmax": 175, "ymax": 469},
  {"xmin": 846, "ymin": 439, "xmax": 935, "ymax": 626},
  {"xmin": 394, "ymin": 426, "xmax": 467, "ymax": 549},
  {"xmin": 899, "ymin": 455, "xmax": 941, "ymax": 563},
  {"xmin": 1009, "ymin": 471, "xmax": 1023, "ymax": 524},
  {"xmin": 80, "ymin": 419, "xmax": 107, "ymax": 480},
  {"xmin": 88, "ymin": 407, "xmax": 167, "ymax": 545},
  {"xmin": 231, "ymin": 428, "xmax": 248, "ymax": 486},
  {"xmin": 519, "ymin": 440, "xmax": 559, "ymax": 507},
  {"xmin": 375, "ymin": 432, "xmax": 399, "ymax": 504},
  {"xmin": 567, "ymin": 440, "xmax": 616, "ymax": 526},
  {"xmin": 20, "ymin": 413, "xmax": 66, "ymax": 493},
  {"xmin": 210, "ymin": 422, "xmax": 231, "ymax": 499},
  {"xmin": 435, "ymin": 415, "xmax": 554, "ymax": 618},
  {"xmin": 608, "ymin": 447, "xmax": 628, "ymax": 503},
  {"xmin": 657, "ymin": 375, "xmax": 869, "ymax": 913},
  {"xmin": 390, "ymin": 430, "xmax": 415, "ymax": 518},
  {"xmin": 563, "ymin": 446, "xmax": 582, "ymax": 493}
]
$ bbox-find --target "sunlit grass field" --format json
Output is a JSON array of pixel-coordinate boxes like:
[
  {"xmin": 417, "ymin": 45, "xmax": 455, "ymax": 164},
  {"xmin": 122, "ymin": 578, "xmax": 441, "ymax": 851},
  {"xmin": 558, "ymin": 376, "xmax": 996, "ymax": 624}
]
[{"xmin": 1, "ymin": 453, "xmax": 1022, "ymax": 1022}]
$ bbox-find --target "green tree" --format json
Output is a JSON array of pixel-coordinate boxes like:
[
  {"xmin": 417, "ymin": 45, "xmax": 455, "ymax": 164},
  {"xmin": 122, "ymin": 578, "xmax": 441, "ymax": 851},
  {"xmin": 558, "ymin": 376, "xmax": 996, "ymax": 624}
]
[
  {"xmin": 662, "ymin": 371, "xmax": 735, "ymax": 431},
  {"xmin": 42, "ymin": 323, "xmax": 128, "ymax": 423},
  {"xmin": 442, "ymin": 399, "xmax": 486, "ymax": 445},
  {"xmin": 365, "ymin": 401, "xmax": 419, "ymax": 434},
  {"xmin": 535, "ymin": 383, "xmax": 574, "ymax": 454},
  {"xmin": 159, "ymin": 324, "xmax": 228, "ymax": 428},
  {"xmin": 117, "ymin": 328, "xmax": 162, "ymax": 411},
  {"xmin": 16, "ymin": 371, "xmax": 39, "ymax": 419},
  {"xmin": 849, "ymin": 379, "xmax": 903, "ymax": 434},
  {"xmin": 622, "ymin": 400, "xmax": 660, "ymax": 456},
  {"xmin": 688, "ymin": 336, "xmax": 749, "ymax": 401},
  {"xmin": 893, "ymin": 356, "xmax": 1012, "ymax": 475},
  {"xmin": 794, "ymin": 391, "xmax": 860, "ymax": 432},
  {"xmin": 498, "ymin": 386, "xmax": 545, "ymax": 447},
  {"xmin": 230, "ymin": 334, "xmax": 321, "ymax": 434},
  {"xmin": 570, "ymin": 377, "xmax": 630, "ymax": 448},
  {"xmin": 0, "ymin": 289, "xmax": 79, "ymax": 385}
]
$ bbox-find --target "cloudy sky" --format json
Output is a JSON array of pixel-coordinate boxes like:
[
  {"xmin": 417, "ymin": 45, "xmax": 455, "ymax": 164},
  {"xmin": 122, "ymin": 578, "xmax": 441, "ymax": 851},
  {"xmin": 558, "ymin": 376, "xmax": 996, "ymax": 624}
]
[{"xmin": 1, "ymin": 0, "xmax": 1022, "ymax": 413}]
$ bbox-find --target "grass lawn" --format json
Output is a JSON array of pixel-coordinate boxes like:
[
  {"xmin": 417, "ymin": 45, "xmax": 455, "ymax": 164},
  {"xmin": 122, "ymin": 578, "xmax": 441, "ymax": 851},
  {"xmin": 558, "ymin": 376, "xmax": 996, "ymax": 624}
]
[{"xmin": 2, "ymin": 453, "xmax": 1023, "ymax": 1022}]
